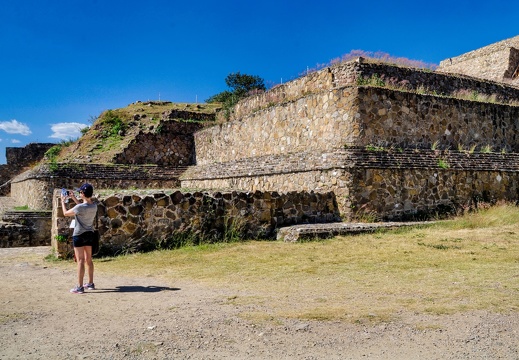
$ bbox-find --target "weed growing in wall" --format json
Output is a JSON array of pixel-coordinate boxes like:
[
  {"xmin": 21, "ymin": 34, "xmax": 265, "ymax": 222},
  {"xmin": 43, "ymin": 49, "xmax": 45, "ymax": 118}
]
[
  {"xmin": 437, "ymin": 158, "xmax": 450, "ymax": 169},
  {"xmin": 43, "ymin": 135, "xmax": 80, "ymax": 169},
  {"xmin": 154, "ymin": 123, "xmax": 164, "ymax": 134},
  {"xmin": 365, "ymin": 144, "xmax": 386, "ymax": 152},
  {"xmin": 363, "ymin": 143, "xmax": 401, "ymax": 153},
  {"xmin": 357, "ymin": 74, "xmax": 386, "ymax": 87},
  {"xmin": 481, "ymin": 144, "xmax": 493, "ymax": 153},
  {"xmin": 55, "ymin": 234, "xmax": 68, "ymax": 243},
  {"xmin": 157, "ymin": 232, "xmax": 201, "ymax": 250},
  {"xmin": 44, "ymin": 145, "xmax": 61, "ymax": 160},
  {"xmin": 458, "ymin": 143, "xmax": 495, "ymax": 155},
  {"xmin": 222, "ymin": 216, "xmax": 246, "ymax": 243}
]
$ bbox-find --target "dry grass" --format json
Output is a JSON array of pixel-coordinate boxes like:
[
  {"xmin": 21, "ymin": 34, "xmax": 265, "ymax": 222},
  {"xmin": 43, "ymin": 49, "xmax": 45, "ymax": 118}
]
[{"xmin": 87, "ymin": 204, "xmax": 519, "ymax": 323}]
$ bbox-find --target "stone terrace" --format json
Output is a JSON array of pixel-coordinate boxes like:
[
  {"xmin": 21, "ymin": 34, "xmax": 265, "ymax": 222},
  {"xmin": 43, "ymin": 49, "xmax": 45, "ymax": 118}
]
[{"xmin": 438, "ymin": 35, "xmax": 519, "ymax": 84}]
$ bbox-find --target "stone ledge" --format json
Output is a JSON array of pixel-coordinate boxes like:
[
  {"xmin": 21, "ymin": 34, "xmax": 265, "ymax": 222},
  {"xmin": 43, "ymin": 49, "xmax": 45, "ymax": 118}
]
[
  {"xmin": 12, "ymin": 164, "xmax": 188, "ymax": 182},
  {"xmin": 2, "ymin": 211, "xmax": 52, "ymax": 221},
  {"xmin": 277, "ymin": 221, "xmax": 434, "ymax": 242},
  {"xmin": 229, "ymin": 60, "xmax": 519, "ymax": 123},
  {"xmin": 181, "ymin": 148, "xmax": 519, "ymax": 181}
]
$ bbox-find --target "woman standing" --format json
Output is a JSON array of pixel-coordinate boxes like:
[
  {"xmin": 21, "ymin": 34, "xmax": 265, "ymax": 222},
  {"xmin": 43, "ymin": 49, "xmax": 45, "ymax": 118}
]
[{"xmin": 60, "ymin": 183, "xmax": 98, "ymax": 294}]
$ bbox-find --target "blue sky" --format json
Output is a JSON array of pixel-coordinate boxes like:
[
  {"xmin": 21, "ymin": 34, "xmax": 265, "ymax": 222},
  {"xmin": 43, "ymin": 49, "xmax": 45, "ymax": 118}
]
[{"xmin": 0, "ymin": 0, "xmax": 517, "ymax": 164}]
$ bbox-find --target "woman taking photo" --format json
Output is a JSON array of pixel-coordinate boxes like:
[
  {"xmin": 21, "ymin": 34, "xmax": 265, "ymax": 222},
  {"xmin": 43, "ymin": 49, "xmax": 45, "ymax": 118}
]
[{"xmin": 60, "ymin": 183, "xmax": 98, "ymax": 294}]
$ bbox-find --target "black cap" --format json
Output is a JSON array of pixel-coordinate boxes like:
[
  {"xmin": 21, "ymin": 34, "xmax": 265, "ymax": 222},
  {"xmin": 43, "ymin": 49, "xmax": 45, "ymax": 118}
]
[{"xmin": 78, "ymin": 183, "xmax": 93, "ymax": 197}]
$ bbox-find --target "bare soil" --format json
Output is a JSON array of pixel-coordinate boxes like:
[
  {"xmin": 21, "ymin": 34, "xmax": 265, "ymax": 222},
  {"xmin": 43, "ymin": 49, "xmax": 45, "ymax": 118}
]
[{"xmin": 1, "ymin": 246, "xmax": 518, "ymax": 359}]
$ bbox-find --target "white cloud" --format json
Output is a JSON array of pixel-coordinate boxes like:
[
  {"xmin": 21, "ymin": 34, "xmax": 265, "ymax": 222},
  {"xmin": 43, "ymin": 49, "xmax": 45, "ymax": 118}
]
[
  {"xmin": 11, "ymin": 139, "xmax": 20, "ymax": 143},
  {"xmin": 49, "ymin": 122, "xmax": 89, "ymax": 140},
  {"xmin": 0, "ymin": 120, "xmax": 31, "ymax": 135}
]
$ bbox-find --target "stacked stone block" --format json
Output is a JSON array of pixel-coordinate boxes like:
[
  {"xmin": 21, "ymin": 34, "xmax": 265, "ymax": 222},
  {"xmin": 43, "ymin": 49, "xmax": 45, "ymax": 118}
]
[
  {"xmin": 0, "ymin": 211, "xmax": 52, "ymax": 247},
  {"xmin": 438, "ymin": 35, "xmax": 519, "ymax": 84},
  {"xmin": 113, "ymin": 120, "xmax": 204, "ymax": 166},
  {"xmin": 51, "ymin": 189, "xmax": 340, "ymax": 257},
  {"xmin": 11, "ymin": 163, "xmax": 183, "ymax": 210},
  {"xmin": 0, "ymin": 143, "xmax": 54, "ymax": 196},
  {"xmin": 183, "ymin": 60, "xmax": 519, "ymax": 220}
]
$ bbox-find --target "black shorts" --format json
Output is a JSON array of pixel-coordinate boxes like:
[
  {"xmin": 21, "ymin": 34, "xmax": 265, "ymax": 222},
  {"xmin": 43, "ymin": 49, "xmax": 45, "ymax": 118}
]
[{"xmin": 73, "ymin": 231, "xmax": 95, "ymax": 247}]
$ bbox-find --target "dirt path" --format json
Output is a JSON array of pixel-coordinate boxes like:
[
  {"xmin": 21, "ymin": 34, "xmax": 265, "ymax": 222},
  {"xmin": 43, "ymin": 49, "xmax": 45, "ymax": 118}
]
[{"xmin": 1, "ymin": 247, "xmax": 518, "ymax": 359}]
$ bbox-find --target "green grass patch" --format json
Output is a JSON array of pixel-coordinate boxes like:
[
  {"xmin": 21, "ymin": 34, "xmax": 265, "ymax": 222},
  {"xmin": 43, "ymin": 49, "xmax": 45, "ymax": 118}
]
[{"xmin": 13, "ymin": 205, "xmax": 29, "ymax": 211}]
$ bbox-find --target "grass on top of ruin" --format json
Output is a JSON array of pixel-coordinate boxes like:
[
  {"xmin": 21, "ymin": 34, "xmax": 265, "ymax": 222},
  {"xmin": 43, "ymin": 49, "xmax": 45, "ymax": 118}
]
[{"xmin": 75, "ymin": 203, "xmax": 519, "ymax": 324}]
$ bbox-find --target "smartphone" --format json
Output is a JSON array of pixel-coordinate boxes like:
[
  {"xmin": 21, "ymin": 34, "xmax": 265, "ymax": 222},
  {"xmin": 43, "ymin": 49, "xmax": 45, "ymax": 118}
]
[{"xmin": 61, "ymin": 188, "xmax": 69, "ymax": 197}]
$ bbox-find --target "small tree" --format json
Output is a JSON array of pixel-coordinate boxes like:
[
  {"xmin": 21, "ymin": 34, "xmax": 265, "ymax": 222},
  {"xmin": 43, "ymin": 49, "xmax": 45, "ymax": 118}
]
[{"xmin": 206, "ymin": 72, "xmax": 266, "ymax": 113}]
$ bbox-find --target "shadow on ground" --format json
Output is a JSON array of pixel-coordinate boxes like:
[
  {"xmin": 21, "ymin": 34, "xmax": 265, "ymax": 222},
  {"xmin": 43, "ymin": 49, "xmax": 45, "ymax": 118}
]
[{"xmin": 95, "ymin": 286, "xmax": 181, "ymax": 293}]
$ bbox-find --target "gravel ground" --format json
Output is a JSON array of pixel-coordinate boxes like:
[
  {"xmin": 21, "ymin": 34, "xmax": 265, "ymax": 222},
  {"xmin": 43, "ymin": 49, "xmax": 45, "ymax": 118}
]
[{"xmin": 1, "ymin": 246, "xmax": 518, "ymax": 359}]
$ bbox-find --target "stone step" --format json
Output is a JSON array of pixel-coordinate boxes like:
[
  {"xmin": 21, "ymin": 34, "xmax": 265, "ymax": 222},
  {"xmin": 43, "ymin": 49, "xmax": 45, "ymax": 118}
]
[
  {"xmin": 276, "ymin": 221, "xmax": 433, "ymax": 242},
  {"xmin": 2, "ymin": 211, "xmax": 52, "ymax": 221}
]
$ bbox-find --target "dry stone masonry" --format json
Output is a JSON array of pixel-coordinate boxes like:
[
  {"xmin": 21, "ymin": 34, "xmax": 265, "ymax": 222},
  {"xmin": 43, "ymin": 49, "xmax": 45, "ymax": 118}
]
[
  {"xmin": 113, "ymin": 120, "xmax": 204, "ymax": 166},
  {"xmin": 183, "ymin": 56, "xmax": 519, "ymax": 220},
  {"xmin": 11, "ymin": 163, "xmax": 183, "ymax": 210},
  {"xmin": 438, "ymin": 35, "xmax": 519, "ymax": 85},
  {"xmin": 0, "ymin": 143, "xmax": 54, "ymax": 196},
  {"xmin": 52, "ymin": 189, "xmax": 340, "ymax": 256}
]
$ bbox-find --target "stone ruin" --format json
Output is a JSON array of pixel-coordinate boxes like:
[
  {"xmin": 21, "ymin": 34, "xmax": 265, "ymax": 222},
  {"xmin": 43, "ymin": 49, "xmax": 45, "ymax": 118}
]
[
  {"xmin": 438, "ymin": 35, "xmax": 519, "ymax": 85},
  {"xmin": 2, "ymin": 36, "xmax": 519, "ymax": 253},
  {"xmin": 0, "ymin": 143, "xmax": 54, "ymax": 196}
]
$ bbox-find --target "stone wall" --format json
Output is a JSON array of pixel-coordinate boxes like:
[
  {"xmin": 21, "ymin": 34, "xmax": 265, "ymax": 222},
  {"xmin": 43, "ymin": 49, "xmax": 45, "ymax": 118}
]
[
  {"xmin": 197, "ymin": 86, "xmax": 358, "ymax": 165},
  {"xmin": 346, "ymin": 149, "xmax": 519, "ymax": 220},
  {"xmin": 437, "ymin": 35, "xmax": 519, "ymax": 83},
  {"xmin": 51, "ymin": 189, "xmax": 340, "ymax": 257},
  {"xmin": 0, "ymin": 143, "xmax": 54, "ymax": 196},
  {"xmin": 113, "ymin": 121, "xmax": 204, "ymax": 166},
  {"xmin": 508, "ymin": 48, "xmax": 519, "ymax": 81},
  {"xmin": 1, "ymin": 211, "xmax": 52, "ymax": 246},
  {"xmin": 0, "ymin": 223, "xmax": 32, "ymax": 247},
  {"xmin": 5, "ymin": 143, "xmax": 55, "ymax": 169},
  {"xmin": 0, "ymin": 165, "xmax": 12, "ymax": 196},
  {"xmin": 224, "ymin": 60, "xmax": 519, "ymax": 124},
  {"xmin": 347, "ymin": 62, "xmax": 519, "ymax": 99},
  {"xmin": 353, "ymin": 87, "xmax": 519, "ymax": 151},
  {"xmin": 196, "ymin": 85, "xmax": 519, "ymax": 167},
  {"xmin": 181, "ymin": 150, "xmax": 353, "ymax": 213},
  {"xmin": 186, "ymin": 59, "xmax": 519, "ymax": 220},
  {"xmin": 181, "ymin": 148, "xmax": 519, "ymax": 220},
  {"xmin": 11, "ymin": 163, "xmax": 184, "ymax": 210}
]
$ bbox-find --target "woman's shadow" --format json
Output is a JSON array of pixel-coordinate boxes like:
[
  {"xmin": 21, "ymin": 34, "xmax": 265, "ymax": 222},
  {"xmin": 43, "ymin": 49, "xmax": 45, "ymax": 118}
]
[{"xmin": 96, "ymin": 286, "xmax": 180, "ymax": 293}]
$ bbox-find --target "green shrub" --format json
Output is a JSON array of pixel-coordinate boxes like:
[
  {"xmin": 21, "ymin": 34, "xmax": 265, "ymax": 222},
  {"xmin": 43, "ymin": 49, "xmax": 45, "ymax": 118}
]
[
  {"xmin": 55, "ymin": 234, "xmax": 68, "ymax": 243},
  {"xmin": 100, "ymin": 110, "xmax": 127, "ymax": 137},
  {"xmin": 44, "ymin": 145, "xmax": 62, "ymax": 161}
]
